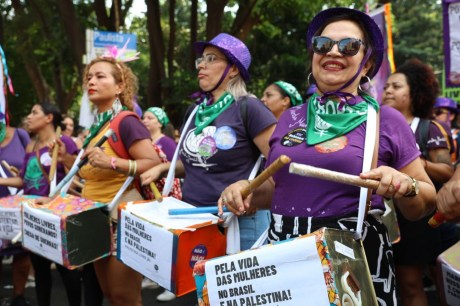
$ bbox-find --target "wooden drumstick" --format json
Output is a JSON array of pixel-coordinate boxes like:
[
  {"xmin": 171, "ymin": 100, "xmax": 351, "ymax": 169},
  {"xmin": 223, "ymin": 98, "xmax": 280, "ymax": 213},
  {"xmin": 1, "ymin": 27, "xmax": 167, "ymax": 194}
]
[
  {"xmin": 1, "ymin": 160, "xmax": 19, "ymax": 177},
  {"xmin": 150, "ymin": 182, "xmax": 163, "ymax": 202},
  {"xmin": 289, "ymin": 162, "xmax": 380, "ymax": 189},
  {"xmin": 49, "ymin": 126, "xmax": 62, "ymax": 181},
  {"xmin": 240, "ymin": 155, "xmax": 291, "ymax": 198}
]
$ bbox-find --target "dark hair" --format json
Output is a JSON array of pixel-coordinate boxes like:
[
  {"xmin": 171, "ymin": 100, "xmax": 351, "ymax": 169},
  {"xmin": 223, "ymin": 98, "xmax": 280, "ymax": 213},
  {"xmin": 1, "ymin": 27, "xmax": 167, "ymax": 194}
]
[
  {"xmin": 395, "ymin": 58, "xmax": 440, "ymax": 119},
  {"xmin": 38, "ymin": 103, "xmax": 63, "ymax": 130},
  {"xmin": 272, "ymin": 83, "xmax": 289, "ymax": 100},
  {"xmin": 308, "ymin": 14, "xmax": 376, "ymax": 85}
]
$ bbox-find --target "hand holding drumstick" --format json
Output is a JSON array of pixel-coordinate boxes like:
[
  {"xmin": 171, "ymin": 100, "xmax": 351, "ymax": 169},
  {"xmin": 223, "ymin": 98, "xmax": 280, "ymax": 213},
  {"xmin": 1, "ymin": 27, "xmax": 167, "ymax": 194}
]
[{"xmin": 218, "ymin": 155, "xmax": 291, "ymax": 216}]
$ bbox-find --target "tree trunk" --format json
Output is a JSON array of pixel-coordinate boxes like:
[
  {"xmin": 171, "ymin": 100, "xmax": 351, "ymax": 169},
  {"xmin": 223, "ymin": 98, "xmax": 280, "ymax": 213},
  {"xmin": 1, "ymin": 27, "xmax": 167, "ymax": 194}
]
[
  {"xmin": 230, "ymin": 0, "xmax": 259, "ymax": 40},
  {"xmin": 190, "ymin": 0, "xmax": 198, "ymax": 70},
  {"xmin": 56, "ymin": 0, "xmax": 85, "ymax": 75},
  {"xmin": 94, "ymin": 0, "xmax": 112, "ymax": 30},
  {"xmin": 205, "ymin": 0, "xmax": 228, "ymax": 39},
  {"xmin": 146, "ymin": 0, "xmax": 165, "ymax": 107},
  {"xmin": 168, "ymin": 0, "xmax": 176, "ymax": 80}
]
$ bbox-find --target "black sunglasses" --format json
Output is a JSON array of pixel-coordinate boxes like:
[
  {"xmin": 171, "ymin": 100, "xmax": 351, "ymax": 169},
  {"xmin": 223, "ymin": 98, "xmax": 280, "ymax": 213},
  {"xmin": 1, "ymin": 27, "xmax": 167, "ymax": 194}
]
[{"xmin": 312, "ymin": 36, "xmax": 364, "ymax": 56}]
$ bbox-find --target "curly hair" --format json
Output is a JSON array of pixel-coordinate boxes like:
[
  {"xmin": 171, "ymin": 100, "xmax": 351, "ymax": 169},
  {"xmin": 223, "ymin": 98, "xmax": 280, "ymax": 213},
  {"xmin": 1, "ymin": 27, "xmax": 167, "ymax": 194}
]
[
  {"xmin": 395, "ymin": 58, "xmax": 439, "ymax": 119},
  {"xmin": 82, "ymin": 57, "xmax": 138, "ymax": 111}
]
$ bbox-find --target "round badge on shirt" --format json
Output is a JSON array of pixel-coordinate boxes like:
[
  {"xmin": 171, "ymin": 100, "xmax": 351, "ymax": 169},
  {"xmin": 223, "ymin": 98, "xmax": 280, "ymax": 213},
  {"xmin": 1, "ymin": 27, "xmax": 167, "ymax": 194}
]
[
  {"xmin": 281, "ymin": 128, "xmax": 306, "ymax": 147},
  {"xmin": 198, "ymin": 136, "xmax": 217, "ymax": 157},
  {"xmin": 315, "ymin": 136, "xmax": 348, "ymax": 153},
  {"xmin": 40, "ymin": 152, "xmax": 52, "ymax": 166},
  {"xmin": 214, "ymin": 126, "xmax": 237, "ymax": 150}
]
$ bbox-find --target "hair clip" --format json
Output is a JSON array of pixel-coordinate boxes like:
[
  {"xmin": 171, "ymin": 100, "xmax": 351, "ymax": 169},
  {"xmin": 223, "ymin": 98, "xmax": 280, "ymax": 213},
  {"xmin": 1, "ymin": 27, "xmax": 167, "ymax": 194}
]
[{"xmin": 102, "ymin": 38, "xmax": 140, "ymax": 62}]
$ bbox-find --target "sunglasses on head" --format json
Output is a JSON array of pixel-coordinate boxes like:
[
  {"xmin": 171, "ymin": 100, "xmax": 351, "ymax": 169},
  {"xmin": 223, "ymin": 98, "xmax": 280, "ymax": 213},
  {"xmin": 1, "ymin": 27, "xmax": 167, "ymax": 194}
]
[{"xmin": 311, "ymin": 36, "xmax": 364, "ymax": 56}]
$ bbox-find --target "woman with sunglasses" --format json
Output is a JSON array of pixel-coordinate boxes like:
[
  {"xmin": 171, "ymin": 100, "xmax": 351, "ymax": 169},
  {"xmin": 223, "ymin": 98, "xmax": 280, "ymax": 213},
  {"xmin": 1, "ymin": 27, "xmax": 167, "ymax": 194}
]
[
  {"xmin": 383, "ymin": 59, "xmax": 455, "ymax": 306},
  {"xmin": 219, "ymin": 8, "xmax": 436, "ymax": 305},
  {"xmin": 261, "ymin": 81, "xmax": 303, "ymax": 119},
  {"xmin": 433, "ymin": 96, "xmax": 459, "ymax": 163},
  {"xmin": 141, "ymin": 33, "xmax": 277, "ymax": 252}
]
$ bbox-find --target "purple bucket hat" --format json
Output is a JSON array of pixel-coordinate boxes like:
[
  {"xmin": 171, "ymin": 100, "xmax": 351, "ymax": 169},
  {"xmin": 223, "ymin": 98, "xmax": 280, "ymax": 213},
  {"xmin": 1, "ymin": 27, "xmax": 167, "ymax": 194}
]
[
  {"xmin": 306, "ymin": 7, "xmax": 384, "ymax": 80},
  {"xmin": 193, "ymin": 33, "xmax": 251, "ymax": 81},
  {"xmin": 434, "ymin": 97, "xmax": 458, "ymax": 113}
]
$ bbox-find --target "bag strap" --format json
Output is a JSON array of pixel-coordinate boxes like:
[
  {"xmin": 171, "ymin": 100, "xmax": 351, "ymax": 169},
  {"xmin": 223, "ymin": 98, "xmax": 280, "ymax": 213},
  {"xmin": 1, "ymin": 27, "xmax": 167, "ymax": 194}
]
[
  {"xmin": 163, "ymin": 106, "xmax": 199, "ymax": 196},
  {"xmin": 108, "ymin": 111, "xmax": 140, "ymax": 159},
  {"xmin": 355, "ymin": 104, "xmax": 378, "ymax": 239},
  {"xmin": 416, "ymin": 118, "xmax": 430, "ymax": 158},
  {"xmin": 431, "ymin": 120, "xmax": 451, "ymax": 152}
]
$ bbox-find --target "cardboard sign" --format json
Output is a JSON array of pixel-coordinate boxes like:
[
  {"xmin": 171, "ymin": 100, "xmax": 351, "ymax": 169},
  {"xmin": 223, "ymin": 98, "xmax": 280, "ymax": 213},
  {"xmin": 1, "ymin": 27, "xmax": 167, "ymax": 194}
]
[
  {"xmin": 0, "ymin": 195, "xmax": 41, "ymax": 240},
  {"xmin": 118, "ymin": 197, "xmax": 226, "ymax": 296},
  {"xmin": 438, "ymin": 240, "xmax": 460, "ymax": 305},
  {"xmin": 194, "ymin": 228, "xmax": 377, "ymax": 306},
  {"xmin": 22, "ymin": 194, "xmax": 112, "ymax": 269}
]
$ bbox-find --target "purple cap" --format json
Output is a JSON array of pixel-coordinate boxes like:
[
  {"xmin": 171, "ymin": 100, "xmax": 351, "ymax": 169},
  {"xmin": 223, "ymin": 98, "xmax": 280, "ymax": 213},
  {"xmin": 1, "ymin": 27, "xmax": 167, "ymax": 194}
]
[
  {"xmin": 434, "ymin": 97, "xmax": 458, "ymax": 113},
  {"xmin": 193, "ymin": 33, "xmax": 251, "ymax": 81},
  {"xmin": 306, "ymin": 7, "xmax": 384, "ymax": 80}
]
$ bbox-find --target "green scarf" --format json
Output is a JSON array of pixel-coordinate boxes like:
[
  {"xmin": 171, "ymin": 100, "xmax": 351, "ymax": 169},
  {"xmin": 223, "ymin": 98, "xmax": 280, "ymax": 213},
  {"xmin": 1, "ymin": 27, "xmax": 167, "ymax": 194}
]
[
  {"xmin": 306, "ymin": 93, "xmax": 379, "ymax": 145},
  {"xmin": 194, "ymin": 92, "xmax": 234, "ymax": 135},
  {"xmin": 82, "ymin": 105, "xmax": 127, "ymax": 148},
  {"xmin": 0, "ymin": 122, "xmax": 6, "ymax": 143}
]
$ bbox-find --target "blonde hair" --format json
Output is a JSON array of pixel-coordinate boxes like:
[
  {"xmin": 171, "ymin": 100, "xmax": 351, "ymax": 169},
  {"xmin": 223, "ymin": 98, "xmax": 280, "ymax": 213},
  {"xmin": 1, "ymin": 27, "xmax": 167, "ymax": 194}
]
[
  {"xmin": 83, "ymin": 57, "xmax": 138, "ymax": 111},
  {"xmin": 226, "ymin": 75, "xmax": 248, "ymax": 101}
]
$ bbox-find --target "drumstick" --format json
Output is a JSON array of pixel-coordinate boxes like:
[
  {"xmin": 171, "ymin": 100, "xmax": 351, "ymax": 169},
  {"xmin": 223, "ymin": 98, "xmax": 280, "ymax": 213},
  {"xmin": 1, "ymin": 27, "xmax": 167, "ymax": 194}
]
[
  {"xmin": 1, "ymin": 160, "xmax": 19, "ymax": 176},
  {"xmin": 428, "ymin": 212, "xmax": 444, "ymax": 228},
  {"xmin": 168, "ymin": 155, "xmax": 291, "ymax": 216},
  {"xmin": 289, "ymin": 162, "xmax": 380, "ymax": 189},
  {"xmin": 50, "ymin": 129, "xmax": 114, "ymax": 197},
  {"xmin": 49, "ymin": 126, "xmax": 62, "ymax": 182},
  {"xmin": 240, "ymin": 154, "xmax": 291, "ymax": 198},
  {"xmin": 150, "ymin": 182, "xmax": 163, "ymax": 202}
]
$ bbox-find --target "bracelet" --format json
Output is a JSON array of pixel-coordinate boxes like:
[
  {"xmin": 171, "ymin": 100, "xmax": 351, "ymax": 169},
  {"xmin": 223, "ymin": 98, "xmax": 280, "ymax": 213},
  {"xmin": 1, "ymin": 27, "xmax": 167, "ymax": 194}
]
[
  {"xmin": 132, "ymin": 160, "xmax": 137, "ymax": 176},
  {"xmin": 128, "ymin": 160, "xmax": 133, "ymax": 176},
  {"xmin": 111, "ymin": 157, "xmax": 117, "ymax": 170}
]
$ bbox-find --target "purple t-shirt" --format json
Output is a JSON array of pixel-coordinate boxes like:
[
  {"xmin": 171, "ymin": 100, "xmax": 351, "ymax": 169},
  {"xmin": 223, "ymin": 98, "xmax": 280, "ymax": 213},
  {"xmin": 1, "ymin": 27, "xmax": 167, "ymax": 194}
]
[
  {"xmin": 119, "ymin": 116, "xmax": 151, "ymax": 149},
  {"xmin": 21, "ymin": 136, "xmax": 78, "ymax": 196},
  {"xmin": 0, "ymin": 128, "xmax": 30, "ymax": 197},
  {"xmin": 156, "ymin": 136, "xmax": 177, "ymax": 161},
  {"xmin": 180, "ymin": 96, "xmax": 277, "ymax": 207},
  {"xmin": 267, "ymin": 104, "xmax": 420, "ymax": 217}
]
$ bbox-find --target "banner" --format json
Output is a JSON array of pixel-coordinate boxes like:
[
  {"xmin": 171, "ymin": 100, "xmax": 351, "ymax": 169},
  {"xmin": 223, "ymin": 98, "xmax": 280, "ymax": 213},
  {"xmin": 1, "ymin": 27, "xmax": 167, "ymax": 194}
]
[
  {"xmin": 369, "ymin": 3, "xmax": 395, "ymax": 104},
  {"xmin": 443, "ymin": 0, "xmax": 460, "ymax": 102}
]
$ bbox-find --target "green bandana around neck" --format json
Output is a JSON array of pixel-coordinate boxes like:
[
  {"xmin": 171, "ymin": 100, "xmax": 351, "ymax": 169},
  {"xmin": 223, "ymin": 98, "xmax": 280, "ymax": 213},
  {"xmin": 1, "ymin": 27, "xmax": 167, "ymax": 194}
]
[
  {"xmin": 306, "ymin": 93, "xmax": 379, "ymax": 145},
  {"xmin": 82, "ymin": 104, "xmax": 127, "ymax": 148},
  {"xmin": 194, "ymin": 92, "xmax": 235, "ymax": 135},
  {"xmin": 0, "ymin": 122, "xmax": 6, "ymax": 144}
]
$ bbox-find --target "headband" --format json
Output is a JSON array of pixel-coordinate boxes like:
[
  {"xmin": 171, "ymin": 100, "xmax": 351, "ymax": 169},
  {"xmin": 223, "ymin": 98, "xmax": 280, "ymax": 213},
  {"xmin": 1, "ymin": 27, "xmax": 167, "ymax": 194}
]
[
  {"xmin": 146, "ymin": 107, "xmax": 170, "ymax": 127},
  {"xmin": 274, "ymin": 81, "xmax": 303, "ymax": 106}
]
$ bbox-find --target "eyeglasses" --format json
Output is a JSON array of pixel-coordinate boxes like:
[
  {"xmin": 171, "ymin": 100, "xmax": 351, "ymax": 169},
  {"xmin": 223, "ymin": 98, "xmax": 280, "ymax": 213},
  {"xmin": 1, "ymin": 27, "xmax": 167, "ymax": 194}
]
[
  {"xmin": 311, "ymin": 36, "xmax": 364, "ymax": 56},
  {"xmin": 434, "ymin": 109, "xmax": 451, "ymax": 116},
  {"xmin": 195, "ymin": 54, "xmax": 227, "ymax": 69}
]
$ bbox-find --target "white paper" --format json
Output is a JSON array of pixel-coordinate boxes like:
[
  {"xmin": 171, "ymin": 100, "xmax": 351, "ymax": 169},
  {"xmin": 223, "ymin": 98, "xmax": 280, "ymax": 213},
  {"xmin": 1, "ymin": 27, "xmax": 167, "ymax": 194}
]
[
  {"xmin": 442, "ymin": 262, "xmax": 460, "ymax": 305},
  {"xmin": 0, "ymin": 207, "xmax": 22, "ymax": 240},
  {"xmin": 22, "ymin": 204, "xmax": 63, "ymax": 265},
  {"xmin": 126, "ymin": 197, "xmax": 220, "ymax": 230},
  {"xmin": 449, "ymin": 3, "xmax": 460, "ymax": 75},
  {"xmin": 118, "ymin": 210, "xmax": 175, "ymax": 290},
  {"xmin": 205, "ymin": 236, "xmax": 330, "ymax": 306}
]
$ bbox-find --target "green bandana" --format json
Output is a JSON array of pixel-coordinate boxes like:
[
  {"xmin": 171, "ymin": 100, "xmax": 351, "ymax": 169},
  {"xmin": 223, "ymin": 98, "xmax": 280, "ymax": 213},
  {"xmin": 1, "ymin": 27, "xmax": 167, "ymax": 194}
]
[
  {"xmin": 146, "ymin": 107, "xmax": 170, "ymax": 127},
  {"xmin": 0, "ymin": 122, "xmax": 6, "ymax": 143},
  {"xmin": 194, "ymin": 92, "xmax": 234, "ymax": 135},
  {"xmin": 274, "ymin": 81, "xmax": 303, "ymax": 106},
  {"xmin": 82, "ymin": 102, "xmax": 127, "ymax": 148},
  {"xmin": 306, "ymin": 93, "xmax": 379, "ymax": 145}
]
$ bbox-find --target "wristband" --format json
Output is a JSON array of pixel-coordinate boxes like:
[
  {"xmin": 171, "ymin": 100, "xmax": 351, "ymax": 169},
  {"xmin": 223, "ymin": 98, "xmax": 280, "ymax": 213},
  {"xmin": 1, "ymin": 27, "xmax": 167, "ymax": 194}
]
[{"xmin": 111, "ymin": 157, "xmax": 117, "ymax": 170}]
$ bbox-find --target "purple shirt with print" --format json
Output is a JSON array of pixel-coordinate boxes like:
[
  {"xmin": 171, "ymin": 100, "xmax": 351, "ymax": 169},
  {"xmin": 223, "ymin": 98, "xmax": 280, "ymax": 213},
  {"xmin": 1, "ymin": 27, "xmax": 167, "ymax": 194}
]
[
  {"xmin": 21, "ymin": 136, "xmax": 78, "ymax": 196},
  {"xmin": 156, "ymin": 136, "xmax": 177, "ymax": 161},
  {"xmin": 180, "ymin": 96, "xmax": 276, "ymax": 207},
  {"xmin": 267, "ymin": 104, "xmax": 420, "ymax": 218},
  {"xmin": 0, "ymin": 129, "xmax": 30, "ymax": 197}
]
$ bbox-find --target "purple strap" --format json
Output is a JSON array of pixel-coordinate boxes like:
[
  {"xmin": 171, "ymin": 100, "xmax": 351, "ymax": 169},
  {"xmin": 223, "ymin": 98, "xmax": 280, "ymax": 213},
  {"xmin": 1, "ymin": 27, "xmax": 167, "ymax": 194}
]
[
  {"xmin": 316, "ymin": 48, "xmax": 372, "ymax": 110},
  {"xmin": 190, "ymin": 64, "xmax": 232, "ymax": 105}
]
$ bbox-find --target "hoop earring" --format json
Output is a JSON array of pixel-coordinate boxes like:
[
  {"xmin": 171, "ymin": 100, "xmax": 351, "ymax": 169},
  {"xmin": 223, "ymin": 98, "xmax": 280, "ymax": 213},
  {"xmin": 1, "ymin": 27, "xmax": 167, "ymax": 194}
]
[
  {"xmin": 358, "ymin": 75, "xmax": 372, "ymax": 92},
  {"xmin": 307, "ymin": 72, "xmax": 312, "ymax": 86}
]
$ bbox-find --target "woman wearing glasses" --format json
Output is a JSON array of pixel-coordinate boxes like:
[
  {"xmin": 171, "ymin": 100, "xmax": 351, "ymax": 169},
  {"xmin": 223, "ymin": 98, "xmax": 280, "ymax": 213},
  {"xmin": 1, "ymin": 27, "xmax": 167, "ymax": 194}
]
[
  {"xmin": 218, "ymin": 8, "xmax": 436, "ymax": 305},
  {"xmin": 383, "ymin": 59, "xmax": 455, "ymax": 306},
  {"xmin": 141, "ymin": 33, "xmax": 276, "ymax": 251}
]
